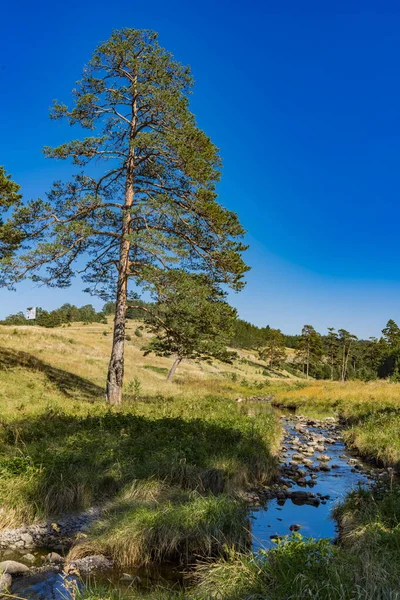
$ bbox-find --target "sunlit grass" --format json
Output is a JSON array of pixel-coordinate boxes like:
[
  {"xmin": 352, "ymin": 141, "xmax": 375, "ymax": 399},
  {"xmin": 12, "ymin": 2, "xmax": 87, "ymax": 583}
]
[{"xmin": 0, "ymin": 322, "xmax": 280, "ymax": 567}]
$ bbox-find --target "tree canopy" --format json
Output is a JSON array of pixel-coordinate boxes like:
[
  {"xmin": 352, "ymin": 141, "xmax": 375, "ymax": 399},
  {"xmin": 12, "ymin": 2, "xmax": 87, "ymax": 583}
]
[{"xmin": 0, "ymin": 167, "xmax": 22, "ymax": 277}]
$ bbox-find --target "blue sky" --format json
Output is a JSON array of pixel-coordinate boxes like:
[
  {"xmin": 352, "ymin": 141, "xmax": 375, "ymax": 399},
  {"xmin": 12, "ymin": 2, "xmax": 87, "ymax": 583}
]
[{"xmin": 1, "ymin": 0, "xmax": 400, "ymax": 337}]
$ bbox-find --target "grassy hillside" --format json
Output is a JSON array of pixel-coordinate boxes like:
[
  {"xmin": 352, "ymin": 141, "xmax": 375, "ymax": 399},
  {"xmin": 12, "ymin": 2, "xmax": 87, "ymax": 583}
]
[
  {"xmin": 0, "ymin": 319, "xmax": 296, "ymax": 415},
  {"xmin": 0, "ymin": 321, "xmax": 281, "ymax": 567}
]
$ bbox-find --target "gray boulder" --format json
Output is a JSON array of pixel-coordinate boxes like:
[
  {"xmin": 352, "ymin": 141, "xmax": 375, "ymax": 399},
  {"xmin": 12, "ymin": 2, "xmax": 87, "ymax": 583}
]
[{"xmin": 0, "ymin": 560, "xmax": 30, "ymax": 574}]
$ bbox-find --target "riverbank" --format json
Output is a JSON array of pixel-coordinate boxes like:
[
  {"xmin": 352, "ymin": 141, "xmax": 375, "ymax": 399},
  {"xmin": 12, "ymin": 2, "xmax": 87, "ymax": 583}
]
[
  {"xmin": 187, "ymin": 388, "xmax": 400, "ymax": 600},
  {"xmin": 70, "ymin": 409, "xmax": 400, "ymax": 600},
  {"xmin": 7, "ymin": 404, "xmax": 399, "ymax": 599},
  {"xmin": 2, "ymin": 324, "xmax": 400, "ymax": 598}
]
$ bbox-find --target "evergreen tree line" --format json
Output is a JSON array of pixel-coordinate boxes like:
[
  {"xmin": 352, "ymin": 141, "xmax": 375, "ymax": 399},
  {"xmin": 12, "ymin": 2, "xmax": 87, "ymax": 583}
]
[
  {"xmin": 1, "ymin": 300, "xmax": 157, "ymax": 328},
  {"xmin": 1, "ymin": 304, "xmax": 107, "ymax": 327},
  {"xmin": 230, "ymin": 318, "xmax": 400, "ymax": 381}
]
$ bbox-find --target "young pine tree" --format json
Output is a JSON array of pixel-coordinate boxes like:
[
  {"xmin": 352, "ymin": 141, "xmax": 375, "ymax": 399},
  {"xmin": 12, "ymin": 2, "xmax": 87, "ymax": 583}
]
[
  {"xmin": 141, "ymin": 270, "xmax": 237, "ymax": 381},
  {"xmin": 1, "ymin": 29, "xmax": 248, "ymax": 404},
  {"xmin": 259, "ymin": 329, "xmax": 286, "ymax": 369}
]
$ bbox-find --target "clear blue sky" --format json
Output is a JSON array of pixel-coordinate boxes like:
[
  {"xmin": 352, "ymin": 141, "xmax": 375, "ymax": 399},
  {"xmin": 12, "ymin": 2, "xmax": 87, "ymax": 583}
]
[{"xmin": 1, "ymin": 0, "xmax": 400, "ymax": 338}]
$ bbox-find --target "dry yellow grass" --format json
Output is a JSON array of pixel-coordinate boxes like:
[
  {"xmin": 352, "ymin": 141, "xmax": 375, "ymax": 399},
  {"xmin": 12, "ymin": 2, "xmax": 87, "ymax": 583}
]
[
  {"xmin": 271, "ymin": 379, "xmax": 400, "ymax": 414},
  {"xmin": 0, "ymin": 320, "xmax": 296, "ymax": 419}
]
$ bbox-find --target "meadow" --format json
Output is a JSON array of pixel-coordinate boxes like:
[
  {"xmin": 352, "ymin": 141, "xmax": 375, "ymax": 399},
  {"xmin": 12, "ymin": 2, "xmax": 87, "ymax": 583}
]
[
  {"xmin": 1, "ymin": 323, "xmax": 400, "ymax": 599},
  {"xmin": 0, "ymin": 322, "xmax": 280, "ymax": 568}
]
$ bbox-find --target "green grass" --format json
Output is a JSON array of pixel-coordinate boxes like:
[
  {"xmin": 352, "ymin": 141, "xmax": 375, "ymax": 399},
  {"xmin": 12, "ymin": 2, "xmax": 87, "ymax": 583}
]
[
  {"xmin": 74, "ymin": 482, "xmax": 400, "ymax": 599},
  {"xmin": 0, "ymin": 324, "xmax": 280, "ymax": 567},
  {"xmin": 76, "ymin": 585, "xmax": 184, "ymax": 600},
  {"xmin": 69, "ymin": 483, "xmax": 249, "ymax": 567},
  {"xmin": 0, "ymin": 395, "xmax": 278, "ymax": 529},
  {"xmin": 335, "ymin": 483, "xmax": 400, "ymax": 556},
  {"xmin": 4, "ymin": 322, "xmax": 400, "ymax": 595},
  {"xmin": 142, "ymin": 365, "xmax": 170, "ymax": 376},
  {"xmin": 344, "ymin": 411, "xmax": 400, "ymax": 467},
  {"xmin": 190, "ymin": 518, "xmax": 400, "ymax": 599}
]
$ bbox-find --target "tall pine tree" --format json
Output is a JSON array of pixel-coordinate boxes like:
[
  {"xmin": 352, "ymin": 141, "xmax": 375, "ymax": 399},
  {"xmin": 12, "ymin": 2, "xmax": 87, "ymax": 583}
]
[
  {"xmin": 297, "ymin": 324, "xmax": 323, "ymax": 379},
  {"xmin": 1, "ymin": 29, "xmax": 248, "ymax": 404},
  {"xmin": 326, "ymin": 327, "xmax": 338, "ymax": 380}
]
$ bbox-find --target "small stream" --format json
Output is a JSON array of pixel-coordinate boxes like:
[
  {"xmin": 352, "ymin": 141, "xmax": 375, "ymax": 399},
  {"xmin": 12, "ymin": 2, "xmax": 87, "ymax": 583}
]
[
  {"xmin": 249, "ymin": 404, "xmax": 383, "ymax": 549},
  {"xmin": 6, "ymin": 403, "xmax": 387, "ymax": 598}
]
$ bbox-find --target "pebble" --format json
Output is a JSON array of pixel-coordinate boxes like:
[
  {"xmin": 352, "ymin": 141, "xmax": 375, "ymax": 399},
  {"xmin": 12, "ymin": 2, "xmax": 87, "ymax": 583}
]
[
  {"xmin": 21, "ymin": 553, "xmax": 36, "ymax": 564},
  {"xmin": 317, "ymin": 454, "xmax": 331, "ymax": 462}
]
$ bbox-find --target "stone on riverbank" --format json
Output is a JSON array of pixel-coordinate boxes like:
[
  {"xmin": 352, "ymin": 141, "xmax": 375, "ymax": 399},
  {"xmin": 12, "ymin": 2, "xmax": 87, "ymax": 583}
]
[
  {"xmin": 65, "ymin": 554, "xmax": 113, "ymax": 575},
  {"xmin": 0, "ymin": 572, "xmax": 12, "ymax": 594},
  {"xmin": 0, "ymin": 560, "xmax": 30, "ymax": 574}
]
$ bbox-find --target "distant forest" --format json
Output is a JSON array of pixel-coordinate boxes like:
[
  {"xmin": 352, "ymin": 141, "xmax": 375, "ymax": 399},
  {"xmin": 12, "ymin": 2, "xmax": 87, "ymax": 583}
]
[{"xmin": 2, "ymin": 304, "xmax": 400, "ymax": 382}]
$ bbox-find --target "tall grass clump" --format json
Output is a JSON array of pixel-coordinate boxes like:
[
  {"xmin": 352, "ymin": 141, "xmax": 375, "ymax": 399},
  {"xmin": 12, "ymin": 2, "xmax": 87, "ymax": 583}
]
[
  {"xmin": 190, "ymin": 532, "xmax": 400, "ymax": 600},
  {"xmin": 69, "ymin": 482, "xmax": 249, "ymax": 567},
  {"xmin": 335, "ymin": 483, "xmax": 400, "ymax": 558}
]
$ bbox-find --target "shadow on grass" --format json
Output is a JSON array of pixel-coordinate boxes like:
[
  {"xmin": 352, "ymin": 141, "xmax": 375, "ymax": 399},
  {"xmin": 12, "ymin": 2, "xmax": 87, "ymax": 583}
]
[
  {"xmin": 0, "ymin": 409, "xmax": 277, "ymax": 518},
  {"xmin": 0, "ymin": 347, "xmax": 104, "ymax": 400}
]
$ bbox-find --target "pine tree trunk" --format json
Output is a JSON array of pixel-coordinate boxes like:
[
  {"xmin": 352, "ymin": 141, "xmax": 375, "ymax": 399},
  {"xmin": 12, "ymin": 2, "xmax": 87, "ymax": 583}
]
[
  {"xmin": 343, "ymin": 341, "xmax": 352, "ymax": 382},
  {"xmin": 106, "ymin": 79, "xmax": 137, "ymax": 404},
  {"xmin": 341, "ymin": 344, "xmax": 346, "ymax": 382},
  {"xmin": 167, "ymin": 357, "xmax": 182, "ymax": 382},
  {"xmin": 106, "ymin": 270, "xmax": 128, "ymax": 404}
]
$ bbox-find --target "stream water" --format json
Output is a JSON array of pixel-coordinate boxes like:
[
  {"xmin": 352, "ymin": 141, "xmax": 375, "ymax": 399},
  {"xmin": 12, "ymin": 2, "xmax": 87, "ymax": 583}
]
[
  {"xmin": 250, "ymin": 406, "xmax": 377, "ymax": 549},
  {"xmin": 7, "ymin": 403, "xmax": 385, "ymax": 599}
]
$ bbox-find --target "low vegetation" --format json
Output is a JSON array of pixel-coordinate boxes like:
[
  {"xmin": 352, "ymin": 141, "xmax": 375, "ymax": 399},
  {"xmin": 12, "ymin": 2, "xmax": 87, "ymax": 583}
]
[
  {"xmin": 1, "ymin": 323, "xmax": 400, "ymax": 599},
  {"xmin": 188, "ymin": 482, "xmax": 400, "ymax": 600},
  {"xmin": 69, "ymin": 484, "xmax": 249, "ymax": 567},
  {"xmin": 75, "ymin": 482, "xmax": 400, "ymax": 599},
  {"xmin": 0, "ymin": 322, "xmax": 279, "ymax": 567}
]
